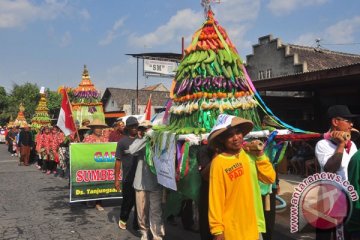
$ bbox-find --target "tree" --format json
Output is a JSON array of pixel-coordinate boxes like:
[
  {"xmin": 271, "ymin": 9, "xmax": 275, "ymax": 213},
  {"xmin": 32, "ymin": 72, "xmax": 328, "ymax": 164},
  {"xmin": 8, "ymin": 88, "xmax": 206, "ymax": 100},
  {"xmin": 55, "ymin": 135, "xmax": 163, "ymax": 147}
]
[
  {"xmin": 7, "ymin": 83, "xmax": 40, "ymax": 122},
  {"xmin": 0, "ymin": 86, "xmax": 9, "ymax": 125},
  {"xmin": 46, "ymin": 89, "xmax": 62, "ymax": 119},
  {"xmin": 0, "ymin": 86, "xmax": 8, "ymax": 113}
]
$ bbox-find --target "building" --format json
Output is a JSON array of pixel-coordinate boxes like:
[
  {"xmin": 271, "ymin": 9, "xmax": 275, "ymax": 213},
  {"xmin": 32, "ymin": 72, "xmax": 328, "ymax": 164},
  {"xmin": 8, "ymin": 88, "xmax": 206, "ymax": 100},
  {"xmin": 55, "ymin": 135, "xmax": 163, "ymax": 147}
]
[
  {"xmin": 101, "ymin": 84, "xmax": 170, "ymax": 125},
  {"xmin": 246, "ymin": 34, "xmax": 360, "ymax": 81},
  {"xmin": 140, "ymin": 83, "xmax": 169, "ymax": 92},
  {"xmin": 246, "ymin": 35, "xmax": 360, "ymax": 132}
]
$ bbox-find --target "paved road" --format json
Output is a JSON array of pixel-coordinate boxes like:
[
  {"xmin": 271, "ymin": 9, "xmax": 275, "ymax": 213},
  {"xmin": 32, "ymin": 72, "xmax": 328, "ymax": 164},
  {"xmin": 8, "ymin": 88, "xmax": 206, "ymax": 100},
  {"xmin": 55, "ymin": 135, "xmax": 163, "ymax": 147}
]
[{"xmin": 0, "ymin": 144, "xmax": 313, "ymax": 239}]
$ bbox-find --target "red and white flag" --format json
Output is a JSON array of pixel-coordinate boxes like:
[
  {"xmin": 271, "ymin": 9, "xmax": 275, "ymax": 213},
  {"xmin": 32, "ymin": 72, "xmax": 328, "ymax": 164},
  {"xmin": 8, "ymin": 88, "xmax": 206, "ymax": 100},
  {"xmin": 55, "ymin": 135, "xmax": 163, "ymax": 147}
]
[
  {"xmin": 144, "ymin": 94, "xmax": 152, "ymax": 121},
  {"xmin": 57, "ymin": 89, "xmax": 76, "ymax": 136}
]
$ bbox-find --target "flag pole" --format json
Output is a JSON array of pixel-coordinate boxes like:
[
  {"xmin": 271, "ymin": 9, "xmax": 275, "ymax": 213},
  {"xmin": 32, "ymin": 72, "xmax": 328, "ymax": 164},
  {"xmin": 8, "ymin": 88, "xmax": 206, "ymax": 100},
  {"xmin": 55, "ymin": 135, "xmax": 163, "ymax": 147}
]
[{"xmin": 64, "ymin": 88, "xmax": 81, "ymax": 142}]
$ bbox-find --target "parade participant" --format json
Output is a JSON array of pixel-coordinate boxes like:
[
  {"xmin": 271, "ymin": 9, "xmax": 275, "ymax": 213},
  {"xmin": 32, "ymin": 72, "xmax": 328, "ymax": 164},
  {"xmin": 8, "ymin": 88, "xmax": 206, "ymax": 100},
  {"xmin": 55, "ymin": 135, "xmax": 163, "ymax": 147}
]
[
  {"xmin": 18, "ymin": 123, "xmax": 33, "ymax": 166},
  {"xmin": 83, "ymin": 119, "xmax": 108, "ymax": 143},
  {"xmin": 29, "ymin": 126, "xmax": 37, "ymax": 165},
  {"xmin": 242, "ymin": 138, "xmax": 274, "ymax": 237},
  {"xmin": 6, "ymin": 126, "xmax": 16, "ymax": 156},
  {"xmin": 55, "ymin": 126, "xmax": 67, "ymax": 177},
  {"xmin": 114, "ymin": 116, "xmax": 139, "ymax": 230},
  {"xmin": 197, "ymin": 139, "xmax": 215, "ymax": 240},
  {"xmin": 346, "ymin": 148, "xmax": 360, "ymax": 240},
  {"xmin": 289, "ymin": 140, "xmax": 314, "ymax": 176},
  {"xmin": 81, "ymin": 118, "xmax": 91, "ymax": 138},
  {"xmin": 37, "ymin": 126, "xmax": 60, "ymax": 174},
  {"xmin": 35, "ymin": 127, "xmax": 45, "ymax": 170},
  {"xmin": 48, "ymin": 126, "xmax": 61, "ymax": 174},
  {"xmin": 102, "ymin": 127, "xmax": 111, "ymax": 140},
  {"xmin": 58, "ymin": 135, "xmax": 72, "ymax": 178},
  {"xmin": 38, "ymin": 126, "xmax": 52, "ymax": 174},
  {"xmin": 315, "ymin": 105, "xmax": 358, "ymax": 240},
  {"xmin": 78, "ymin": 125, "xmax": 90, "ymax": 142},
  {"xmin": 207, "ymin": 114, "xmax": 275, "ymax": 240},
  {"xmin": 316, "ymin": 105, "xmax": 358, "ymax": 180},
  {"xmin": 82, "ymin": 119, "xmax": 108, "ymax": 211},
  {"xmin": 108, "ymin": 120, "xmax": 125, "ymax": 142},
  {"xmin": 260, "ymin": 115, "xmax": 282, "ymax": 240},
  {"xmin": 128, "ymin": 120, "xmax": 164, "ymax": 240},
  {"xmin": 82, "ymin": 118, "xmax": 90, "ymax": 127},
  {"xmin": 14, "ymin": 126, "xmax": 20, "ymax": 157}
]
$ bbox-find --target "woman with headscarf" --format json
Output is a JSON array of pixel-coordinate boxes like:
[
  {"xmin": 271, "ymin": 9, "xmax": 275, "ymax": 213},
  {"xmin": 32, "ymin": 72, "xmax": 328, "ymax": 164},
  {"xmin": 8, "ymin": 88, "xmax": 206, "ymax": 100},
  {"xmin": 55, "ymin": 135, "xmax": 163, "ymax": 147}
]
[{"xmin": 82, "ymin": 119, "xmax": 108, "ymax": 211}]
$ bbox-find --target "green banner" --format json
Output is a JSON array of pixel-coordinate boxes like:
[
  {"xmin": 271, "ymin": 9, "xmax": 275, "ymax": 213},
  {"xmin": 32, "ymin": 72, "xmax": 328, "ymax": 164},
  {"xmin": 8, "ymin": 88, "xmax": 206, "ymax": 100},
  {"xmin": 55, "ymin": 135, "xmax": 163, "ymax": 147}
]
[{"xmin": 70, "ymin": 143, "xmax": 122, "ymax": 202}]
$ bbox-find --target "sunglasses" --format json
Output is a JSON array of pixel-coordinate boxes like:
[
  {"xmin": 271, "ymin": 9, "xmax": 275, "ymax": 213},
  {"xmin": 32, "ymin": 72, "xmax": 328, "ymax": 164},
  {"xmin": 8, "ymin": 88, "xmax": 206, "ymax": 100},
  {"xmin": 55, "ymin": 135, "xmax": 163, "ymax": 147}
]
[{"xmin": 336, "ymin": 117, "xmax": 353, "ymax": 124}]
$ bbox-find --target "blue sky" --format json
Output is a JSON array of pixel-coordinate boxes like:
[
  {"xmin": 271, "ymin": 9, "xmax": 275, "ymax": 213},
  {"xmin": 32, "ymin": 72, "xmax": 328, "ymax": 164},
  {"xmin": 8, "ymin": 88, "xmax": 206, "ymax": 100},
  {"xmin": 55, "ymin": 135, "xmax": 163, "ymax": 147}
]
[{"xmin": 1, "ymin": 0, "xmax": 360, "ymax": 93}]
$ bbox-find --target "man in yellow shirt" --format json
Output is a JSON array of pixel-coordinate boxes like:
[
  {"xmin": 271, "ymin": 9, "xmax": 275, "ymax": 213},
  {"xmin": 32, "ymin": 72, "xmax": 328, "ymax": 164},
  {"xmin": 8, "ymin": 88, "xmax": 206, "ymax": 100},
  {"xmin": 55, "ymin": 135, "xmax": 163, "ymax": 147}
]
[{"xmin": 208, "ymin": 114, "xmax": 276, "ymax": 240}]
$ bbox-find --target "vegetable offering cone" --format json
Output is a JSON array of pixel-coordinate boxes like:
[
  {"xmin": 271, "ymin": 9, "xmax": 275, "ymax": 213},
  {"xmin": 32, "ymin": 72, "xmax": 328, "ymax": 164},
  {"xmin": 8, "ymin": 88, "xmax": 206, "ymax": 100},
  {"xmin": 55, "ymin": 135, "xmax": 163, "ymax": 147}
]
[
  {"xmin": 166, "ymin": 10, "xmax": 261, "ymax": 135},
  {"xmin": 31, "ymin": 93, "xmax": 52, "ymax": 130},
  {"xmin": 13, "ymin": 103, "xmax": 28, "ymax": 127}
]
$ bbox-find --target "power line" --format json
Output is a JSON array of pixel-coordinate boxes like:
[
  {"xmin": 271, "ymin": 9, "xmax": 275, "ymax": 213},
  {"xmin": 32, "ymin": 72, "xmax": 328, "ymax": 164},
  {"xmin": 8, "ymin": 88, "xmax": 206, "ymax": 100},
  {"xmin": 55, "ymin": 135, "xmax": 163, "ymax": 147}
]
[{"xmin": 322, "ymin": 42, "xmax": 360, "ymax": 46}]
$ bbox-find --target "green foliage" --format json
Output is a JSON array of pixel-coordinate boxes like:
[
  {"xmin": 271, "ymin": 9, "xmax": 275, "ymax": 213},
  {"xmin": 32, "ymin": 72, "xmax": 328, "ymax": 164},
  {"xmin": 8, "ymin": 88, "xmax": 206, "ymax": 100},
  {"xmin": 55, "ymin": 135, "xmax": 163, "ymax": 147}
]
[
  {"xmin": 0, "ymin": 83, "xmax": 40, "ymax": 124},
  {"xmin": 0, "ymin": 84, "xmax": 63, "ymax": 126},
  {"xmin": 10, "ymin": 83, "xmax": 40, "ymax": 120},
  {"xmin": 0, "ymin": 86, "xmax": 8, "ymax": 113},
  {"xmin": 46, "ymin": 89, "xmax": 61, "ymax": 119},
  {"xmin": 0, "ymin": 86, "xmax": 9, "ymax": 125}
]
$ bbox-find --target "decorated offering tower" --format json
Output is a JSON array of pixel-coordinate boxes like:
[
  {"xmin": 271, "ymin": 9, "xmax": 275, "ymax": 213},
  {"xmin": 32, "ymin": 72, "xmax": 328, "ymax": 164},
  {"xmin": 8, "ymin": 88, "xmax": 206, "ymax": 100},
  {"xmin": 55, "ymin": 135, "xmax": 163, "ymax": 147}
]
[
  {"xmin": 164, "ymin": 10, "xmax": 261, "ymax": 134},
  {"xmin": 150, "ymin": 8, "xmax": 313, "ymax": 200},
  {"xmin": 31, "ymin": 93, "xmax": 52, "ymax": 130},
  {"xmin": 13, "ymin": 103, "xmax": 28, "ymax": 127},
  {"xmin": 71, "ymin": 65, "xmax": 105, "ymax": 127},
  {"xmin": 7, "ymin": 116, "xmax": 15, "ymax": 128}
]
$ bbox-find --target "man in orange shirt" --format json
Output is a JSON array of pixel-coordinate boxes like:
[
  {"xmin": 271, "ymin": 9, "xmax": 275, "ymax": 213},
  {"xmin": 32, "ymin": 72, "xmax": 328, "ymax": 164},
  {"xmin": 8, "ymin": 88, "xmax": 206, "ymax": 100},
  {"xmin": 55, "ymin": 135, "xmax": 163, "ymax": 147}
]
[{"xmin": 207, "ymin": 114, "xmax": 275, "ymax": 240}]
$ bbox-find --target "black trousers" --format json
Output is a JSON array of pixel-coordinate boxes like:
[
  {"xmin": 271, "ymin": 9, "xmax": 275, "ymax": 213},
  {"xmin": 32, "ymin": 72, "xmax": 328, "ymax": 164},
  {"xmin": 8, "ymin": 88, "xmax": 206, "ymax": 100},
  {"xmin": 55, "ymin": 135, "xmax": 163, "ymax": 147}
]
[
  {"xmin": 8, "ymin": 141, "xmax": 14, "ymax": 154},
  {"xmin": 43, "ymin": 160, "xmax": 57, "ymax": 171},
  {"xmin": 198, "ymin": 183, "xmax": 212, "ymax": 240},
  {"xmin": 316, "ymin": 227, "xmax": 351, "ymax": 240},
  {"xmin": 37, "ymin": 156, "xmax": 43, "ymax": 167},
  {"xmin": 119, "ymin": 180, "xmax": 138, "ymax": 227},
  {"xmin": 181, "ymin": 199, "xmax": 194, "ymax": 230},
  {"xmin": 262, "ymin": 191, "xmax": 276, "ymax": 240},
  {"xmin": 316, "ymin": 228, "xmax": 335, "ymax": 240}
]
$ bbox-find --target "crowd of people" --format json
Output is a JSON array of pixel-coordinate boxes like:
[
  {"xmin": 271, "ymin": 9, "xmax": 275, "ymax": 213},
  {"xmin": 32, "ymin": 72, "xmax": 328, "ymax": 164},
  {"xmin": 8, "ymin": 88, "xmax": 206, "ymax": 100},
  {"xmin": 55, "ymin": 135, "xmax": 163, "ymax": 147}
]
[{"xmin": 1, "ymin": 104, "xmax": 359, "ymax": 240}]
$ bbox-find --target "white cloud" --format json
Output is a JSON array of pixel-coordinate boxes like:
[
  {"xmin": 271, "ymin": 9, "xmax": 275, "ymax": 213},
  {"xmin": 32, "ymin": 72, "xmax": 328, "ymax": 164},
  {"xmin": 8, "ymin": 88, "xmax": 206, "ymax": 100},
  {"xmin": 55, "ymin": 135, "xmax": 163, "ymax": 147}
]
[
  {"xmin": 325, "ymin": 16, "xmax": 360, "ymax": 44},
  {"xmin": 99, "ymin": 17, "xmax": 127, "ymax": 46},
  {"xmin": 294, "ymin": 33, "xmax": 319, "ymax": 46},
  {"xmin": 102, "ymin": 59, "xmax": 138, "ymax": 89},
  {"xmin": 128, "ymin": 9, "xmax": 203, "ymax": 48},
  {"xmin": 225, "ymin": 24, "xmax": 253, "ymax": 55},
  {"xmin": 215, "ymin": 0, "xmax": 260, "ymax": 23},
  {"xmin": 212, "ymin": 0, "xmax": 261, "ymax": 55},
  {"xmin": 0, "ymin": 0, "xmax": 68, "ymax": 28},
  {"xmin": 79, "ymin": 9, "xmax": 90, "ymax": 20},
  {"xmin": 294, "ymin": 16, "xmax": 360, "ymax": 46},
  {"xmin": 267, "ymin": 0, "xmax": 328, "ymax": 16},
  {"xmin": 60, "ymin": 31, "xmax": 72, "ymax": 47},
  {"xmin": 128, "ymin": 1, "xmax": 260, "ymax": 54}
]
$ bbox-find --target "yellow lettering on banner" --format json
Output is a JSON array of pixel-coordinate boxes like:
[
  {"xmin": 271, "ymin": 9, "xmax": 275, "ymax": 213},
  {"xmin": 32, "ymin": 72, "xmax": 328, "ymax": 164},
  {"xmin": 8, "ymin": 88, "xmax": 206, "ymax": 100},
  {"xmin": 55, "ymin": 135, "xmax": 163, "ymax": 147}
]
[
  {"xmin": 76, "ymin": 189, "xmax": 85, "ymax": 195},
  {"xmin": 85, "ymin": 188, "xmax": 118, "ymax": 195}
]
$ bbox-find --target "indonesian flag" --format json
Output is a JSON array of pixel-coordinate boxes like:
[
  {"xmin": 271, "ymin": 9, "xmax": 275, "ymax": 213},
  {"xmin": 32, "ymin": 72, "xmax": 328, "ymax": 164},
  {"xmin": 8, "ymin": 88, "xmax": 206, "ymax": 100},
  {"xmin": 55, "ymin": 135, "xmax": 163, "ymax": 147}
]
[
  {"xmin": 144, "ymin": 94, "xmax": 152, "ymax": 121},
  {"xmin": 57, "ymin": 89, "xmax": 76, "ymax": 136}
]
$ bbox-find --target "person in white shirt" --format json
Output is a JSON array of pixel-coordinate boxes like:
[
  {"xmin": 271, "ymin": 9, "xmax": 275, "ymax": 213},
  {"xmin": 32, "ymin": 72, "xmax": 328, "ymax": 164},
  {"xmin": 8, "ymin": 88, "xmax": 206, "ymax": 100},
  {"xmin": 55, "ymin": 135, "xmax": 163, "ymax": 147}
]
[
  {"xmin": 315, "ymin": 105, "xmax": 358, "ymax": 180},
  {"xmin": 315, "ymin": 105, "xmax": 359, "ymax": 240}
]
